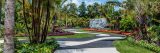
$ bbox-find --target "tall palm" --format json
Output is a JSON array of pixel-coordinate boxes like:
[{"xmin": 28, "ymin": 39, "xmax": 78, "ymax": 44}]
[
  {"xmin": 21, "ymin": 0, "xmax": 64, "ymax": 43},
  {"xmin": 4, "ymin": 0, "xmax": 15, "ymax": 53},
  {"xmin": 0, "ymin": 0, "xmax": 2, "ymax": 28}
]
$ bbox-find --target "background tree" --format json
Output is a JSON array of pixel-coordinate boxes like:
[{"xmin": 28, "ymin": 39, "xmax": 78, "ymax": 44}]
[
  {"xmin": 87, "ymin": 5, "xmax": 94, "ymax": 18},
  {"xmin": 61, "ymin": 5, "xmax": 69, "ymax": 27},
  {"xmin": 93, "ymin": 2, "xmax": 101, "ymax": 17},
  {"xmin": 67, "ymin": 3, "xmax": 77, "ymax": 17},
  {"xmin": 78, "ymin": 2, "xmax": 87, "ymax": 17},
  {"xmin": 4, "ymin": 0, "xmax": 15, "ymax": 53}
]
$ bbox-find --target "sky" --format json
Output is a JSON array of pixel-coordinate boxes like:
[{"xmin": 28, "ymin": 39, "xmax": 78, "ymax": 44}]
[
  {"xmin": 64, "ymin": 0, "xmax": 125, "ymax": 7},
  {"xmin": 63, "ymin": 0, "xmax": 125, "ymax": 11}
]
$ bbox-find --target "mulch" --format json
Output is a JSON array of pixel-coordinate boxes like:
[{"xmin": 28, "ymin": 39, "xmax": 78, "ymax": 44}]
[{"xmin": 82, "ymin": 28, "xmax": 133, "ymax": 36}]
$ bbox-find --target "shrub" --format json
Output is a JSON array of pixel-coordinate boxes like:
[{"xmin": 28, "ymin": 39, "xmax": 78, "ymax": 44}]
[
  {"xmin": 120, "ymin": 15, "xmax": 136, "ymax": 31},
  {"xmin": 147, "ymin": 25, "xmax": 160, "ymax": 42},
  {"xmin": 15, "ymin": 39, "xmax": 59, "ymax": 53},
  {"xmin": 137, "ymin": 40, "xmax": 160, "ymax": 53},
  {"xmin": 15, "ymin": 23, "xmax": 26, "ymax": 36}
]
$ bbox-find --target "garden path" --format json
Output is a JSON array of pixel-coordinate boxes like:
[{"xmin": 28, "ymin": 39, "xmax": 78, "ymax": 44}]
[{"xmin": 55, "ymin": 29, "xmax": 125, "ymax": 53}]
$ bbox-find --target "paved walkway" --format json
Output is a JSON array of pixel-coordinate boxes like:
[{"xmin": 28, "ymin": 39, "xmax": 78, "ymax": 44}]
[
  {"xmin": 55, "ymin": 48, "xmax": 119, "ymax": 53},
  {"xmin": 55, "ymin": 29, "xmax": 125, "ymax": 53}
]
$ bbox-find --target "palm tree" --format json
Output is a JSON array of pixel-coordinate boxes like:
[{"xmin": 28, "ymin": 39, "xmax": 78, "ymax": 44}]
[
  {"xmin": 21, "ymin": 0, "xmax": 64, "ymax": 44},
  {"xmin": 4, "ymin": 0, "xmax": 15, "ymax": 53}
]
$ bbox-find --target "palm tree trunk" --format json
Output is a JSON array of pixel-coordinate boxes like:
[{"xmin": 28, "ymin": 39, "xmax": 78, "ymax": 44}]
[
  {"xmin": 4, "ymin": 0, "xmax": 15, "ymax": 53},
  {"xmin": 0, "ymin": 0, "xmax": 2, "ymax": 28},
  {"xmin": 65, "ymin": 14, "xmax": 67, "ymax": 27}
]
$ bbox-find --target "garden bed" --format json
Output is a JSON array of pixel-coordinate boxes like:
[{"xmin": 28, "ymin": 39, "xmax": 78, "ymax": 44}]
[
  {"xmin": 82, "ymin": 28, "xmax": 133, "ymax": 36},
  {"xmin": 15, "ymin": 39, "xmax": 59, "ymax": 53},
  {"xmin": 0, "ymin": 39, "xmax": 59, "ymax": 53}
]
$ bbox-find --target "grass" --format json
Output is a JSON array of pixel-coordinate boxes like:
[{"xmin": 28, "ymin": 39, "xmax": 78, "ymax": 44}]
[
  {"xmin": 47, "ymin": 33, "xmax": 96, "ymax": 39},
  {"xmin": 15, "ymin": 33, "xmax": 96, "ymax": 40},
  {"xmin": 114, "ymin": 40, "xmax": 155, "ymax": 53}
]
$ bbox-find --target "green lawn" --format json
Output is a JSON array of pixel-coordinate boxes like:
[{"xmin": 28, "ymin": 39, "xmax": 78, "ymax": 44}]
[
  {"xmin": 16, "ymin": 33, "xmax": 96, "ymax": 40},
  {"xmin": 114, "ymin": 40, "xmax": 155, "ymax": 53},
  {"xmin": 47, "ymin": 33, "xmax": 96, "ymax": 39}
]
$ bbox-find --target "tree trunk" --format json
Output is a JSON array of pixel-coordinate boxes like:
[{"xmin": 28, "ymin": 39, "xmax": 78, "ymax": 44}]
[
  {"xmin": 4, "ymin": 0, "xmax": 15, "ymax": 53},
  {"xmin": 65, "ymin": 14, "xmax": 67, "ymax": 27},
  {"xmin": 0, "ymin": 0, "xmax": 2, "ymax": 28}
]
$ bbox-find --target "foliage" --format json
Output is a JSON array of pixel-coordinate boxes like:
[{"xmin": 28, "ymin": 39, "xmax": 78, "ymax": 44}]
[
  {"xmin": 124, "ymin": 0, "xmax": 160, "ymax": 41},
  {"xmin": 15, "ymin": 0, "xmax": 26, "ymax": 35},
  {"xmin": 67, "ymin": 3, "xmax": 77, "ymax": 17},
  {"xmin": 56, "ymin": 17, "xmax": 90, "ymax": 28},
  {"xmin": 147, "ymin": 25, "xmax": 160, "ymax": 42},
  {"xmin": 78, "ymin": 2, "xmax": 87, "ymax": 17},
  {"xmin": 15, "ymin": 39, "xmax": 59, "ymax": 53},
  {"xmin": 136, "ymin": 40, "xmax": 160, "ymax": 53},
  {"xmin": 15, "ymin": 23, "xmax": 26, "ymax": 36},
  {"xmin": 120, "ymin": 15, "xmax": 136, "ymax": 31}
]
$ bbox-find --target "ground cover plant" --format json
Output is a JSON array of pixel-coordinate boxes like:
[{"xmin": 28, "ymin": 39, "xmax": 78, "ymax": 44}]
[{"xmin": 15, "ymin": 39, "xmax": 59, "ymax": 53}]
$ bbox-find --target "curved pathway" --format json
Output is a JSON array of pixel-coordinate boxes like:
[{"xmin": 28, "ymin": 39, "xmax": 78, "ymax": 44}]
[{"xmin": 55, "ymin": 29, "xmax": 125, "ymax": 53}]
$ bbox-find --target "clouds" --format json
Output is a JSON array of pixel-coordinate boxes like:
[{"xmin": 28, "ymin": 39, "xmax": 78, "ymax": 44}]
[
  {"xmin": 64, "ymin": 0, "xmax": 108, "ymax": 7},
  {"xmin": 63, "ymin": 0, "xmax": 125, "ymax": 11},
  {"xmin": 64, "ymin": 0, "xmax": 126, "ymax": 7}
]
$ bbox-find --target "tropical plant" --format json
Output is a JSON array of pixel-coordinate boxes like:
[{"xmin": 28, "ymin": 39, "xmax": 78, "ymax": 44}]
[
  {"xmin": 22, "ymin": 0, "xmax": 50, "ymax": 44},
  {"xmin": 147, "ymin": 25, "xmax": 160, "ymax": 45},
  {"xmin": 120, "ymin": 12, "xmax": 137, "ymax": 31},
  {"xmin": 15, "ymin": 38, "xmax": 59, "ymax": 53}
]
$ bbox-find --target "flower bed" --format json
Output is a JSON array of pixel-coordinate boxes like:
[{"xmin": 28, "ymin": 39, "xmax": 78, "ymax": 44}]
[{"xmin": 82, "ymin": 28, "xmax": 133, "ymax": 35}]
